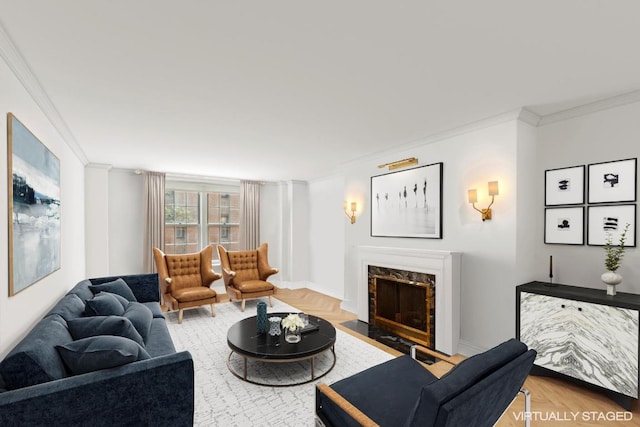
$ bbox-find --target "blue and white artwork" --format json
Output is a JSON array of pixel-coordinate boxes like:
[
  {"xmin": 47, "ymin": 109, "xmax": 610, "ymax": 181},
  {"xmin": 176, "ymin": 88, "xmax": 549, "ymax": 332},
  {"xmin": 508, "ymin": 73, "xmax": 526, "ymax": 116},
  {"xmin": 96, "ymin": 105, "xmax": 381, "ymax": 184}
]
[
  {"xmin": 371, "ymin": 162, "xmax": 442, "ymax": 238},
  {"xmin": 8, "ymin": 113, "xmax": 60, "ymax": 295}
]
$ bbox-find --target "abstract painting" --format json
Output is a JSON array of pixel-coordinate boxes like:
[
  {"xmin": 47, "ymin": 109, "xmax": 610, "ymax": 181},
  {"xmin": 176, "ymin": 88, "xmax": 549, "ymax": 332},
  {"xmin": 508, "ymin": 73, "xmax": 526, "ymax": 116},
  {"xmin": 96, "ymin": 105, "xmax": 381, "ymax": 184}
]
[
  {"xmin": 545, "ymin": 165, "xmax": 585, "ymax": 206},
  {"xmin": 587, "ymin": 204, "xmax": 636, "ymax": 247},
  {"xmin": 544, "ymin": 207, "xmax": 584, "ymax": 245},
  {"xmin": 8, "ymin": 113, "xmax": 60, "ymax": 295},
  {"xmin": 371, "ymin": 162, "xmax": 443, "ymax": 238},
  {"xmin": 588, "ymin": 158, "xmax": 637, "ymax": 204}
]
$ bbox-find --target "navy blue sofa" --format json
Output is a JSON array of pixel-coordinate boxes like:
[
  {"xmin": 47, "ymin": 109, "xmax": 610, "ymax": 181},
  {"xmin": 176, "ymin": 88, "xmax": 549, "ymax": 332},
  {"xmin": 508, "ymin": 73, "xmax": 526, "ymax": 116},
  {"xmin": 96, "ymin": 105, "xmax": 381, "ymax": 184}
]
[
  {"xmin": 0, "ymin": 274, "xmax": 194, "ymax": 427},
  {"xmin": 316, "ymin": 338, "xmax": 535, "ymax": 427}
]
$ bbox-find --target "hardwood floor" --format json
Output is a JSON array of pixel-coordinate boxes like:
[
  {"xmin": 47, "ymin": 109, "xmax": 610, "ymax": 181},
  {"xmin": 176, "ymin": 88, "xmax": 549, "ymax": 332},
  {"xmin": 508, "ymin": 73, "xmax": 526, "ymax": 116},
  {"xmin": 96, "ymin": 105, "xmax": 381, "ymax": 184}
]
[{"xmin": 274, "ymin": 287, "xmax": 640, "ymax": 426}]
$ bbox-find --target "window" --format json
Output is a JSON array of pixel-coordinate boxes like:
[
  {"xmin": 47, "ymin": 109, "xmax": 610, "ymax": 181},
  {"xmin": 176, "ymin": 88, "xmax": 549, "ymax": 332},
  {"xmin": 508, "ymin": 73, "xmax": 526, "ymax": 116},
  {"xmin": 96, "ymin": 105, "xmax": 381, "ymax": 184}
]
[{"xmin": 164, "ymin": 187, "xmax": 240, "ymax": 255}]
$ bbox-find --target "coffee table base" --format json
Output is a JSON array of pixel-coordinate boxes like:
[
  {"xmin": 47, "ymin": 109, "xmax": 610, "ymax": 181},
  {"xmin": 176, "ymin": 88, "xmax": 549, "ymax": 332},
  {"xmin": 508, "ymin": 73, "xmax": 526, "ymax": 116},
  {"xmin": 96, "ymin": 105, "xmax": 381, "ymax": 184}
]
[{"xmin": 227, "ymin": 345, "xmax": 336, "ymax": 387}]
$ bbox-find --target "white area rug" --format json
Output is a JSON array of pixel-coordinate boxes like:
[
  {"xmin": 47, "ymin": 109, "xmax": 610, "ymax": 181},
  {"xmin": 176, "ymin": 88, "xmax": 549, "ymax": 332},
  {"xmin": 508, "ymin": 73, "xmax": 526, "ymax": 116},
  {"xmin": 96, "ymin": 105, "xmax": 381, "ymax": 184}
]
[{"xmin": 166, "ymin": 298, "xmax": 394, "ymax": 427}]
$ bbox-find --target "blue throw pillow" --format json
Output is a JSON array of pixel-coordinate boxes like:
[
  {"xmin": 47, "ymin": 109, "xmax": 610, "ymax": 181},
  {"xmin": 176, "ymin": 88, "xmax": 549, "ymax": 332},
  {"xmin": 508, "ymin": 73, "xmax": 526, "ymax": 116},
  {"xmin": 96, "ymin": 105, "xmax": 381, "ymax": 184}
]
[
  {"xmin": 89, "ymin": 278, "xmax": 137, "ymax": 302},
  {"xmin": 67, "ymin": 316, "xmax": 144, "ymax": 347},
  {"xmin": 56, "ymin": 336, "xmax": 150, "ymax": 375},
  {"xmin": 123, "ymin": 302, "xmax": 153, "ymax": 342},
  {"xmin": 85, "ymin": 293, "xmax": 126, "ymax": 317},
  {"xmin": 96, "ymin": 291, "xmax": 129, "ymax": 310}
]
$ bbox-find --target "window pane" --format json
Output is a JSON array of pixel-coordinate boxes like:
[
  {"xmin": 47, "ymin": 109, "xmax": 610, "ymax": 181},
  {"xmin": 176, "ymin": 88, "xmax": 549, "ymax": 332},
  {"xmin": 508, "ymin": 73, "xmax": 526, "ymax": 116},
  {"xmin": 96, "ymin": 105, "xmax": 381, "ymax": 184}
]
[
  {"xmin": 165, "ymin": 187, "xmax": 239, "ymax": 255},
  {"xmin": 186, "ymin": 206, "xmax": 199, "ymax": 223},
  {"xmin": 175, "ymin": 191, "xmax": 186, "ymax": 205}
]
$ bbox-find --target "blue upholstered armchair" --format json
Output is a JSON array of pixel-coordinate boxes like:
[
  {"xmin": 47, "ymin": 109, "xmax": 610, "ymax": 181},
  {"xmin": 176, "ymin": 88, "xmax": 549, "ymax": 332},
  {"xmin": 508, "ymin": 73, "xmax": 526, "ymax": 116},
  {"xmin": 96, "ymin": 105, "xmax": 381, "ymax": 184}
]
[{"xmin": 316, "ymin": 338, "xmax": 535, "ymax": 427}]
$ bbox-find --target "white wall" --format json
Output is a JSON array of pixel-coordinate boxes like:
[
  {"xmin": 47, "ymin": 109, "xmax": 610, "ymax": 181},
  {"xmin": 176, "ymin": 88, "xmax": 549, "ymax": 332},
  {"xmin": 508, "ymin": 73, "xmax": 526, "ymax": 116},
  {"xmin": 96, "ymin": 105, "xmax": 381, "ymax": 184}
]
[
  {"xmin": 307, "ymin": 174, "xmax": 345, "ymax": 299},
  {"xmin": 0, "ymin": 58, "xmax": 86, "ymax": 357},
  {"xmin": 328, "ymin": 116, "xmax": 532, "ymax": 352},
  {"xmin": 108, "ymin": 169, "xmax": 144, "ymax": 275},
  {"xmin": 536, "ymin": 101, "xmax": 640, "ymax": 293},
  {"xmin": 85, "ymin": 164, "xmax": 111, "ymax": 277}
]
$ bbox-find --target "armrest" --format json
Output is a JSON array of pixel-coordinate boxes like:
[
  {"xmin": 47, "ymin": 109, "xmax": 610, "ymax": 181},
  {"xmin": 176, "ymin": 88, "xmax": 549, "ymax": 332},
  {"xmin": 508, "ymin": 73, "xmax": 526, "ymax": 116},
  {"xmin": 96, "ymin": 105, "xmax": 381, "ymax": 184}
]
[
  {"xmin": 317, "ymin": 383, "xmax": 380, "ymax": 427},
  {"xmin": 410, "ymin": 344, "xmax": 459, "ymax": 366},
  {"xmin": 0, "ymin": 351, "xmax": 194, "ymax": 426},
  {"xmin": 222, "ymin": 268, "xmax": 236, "ymax": 278}
]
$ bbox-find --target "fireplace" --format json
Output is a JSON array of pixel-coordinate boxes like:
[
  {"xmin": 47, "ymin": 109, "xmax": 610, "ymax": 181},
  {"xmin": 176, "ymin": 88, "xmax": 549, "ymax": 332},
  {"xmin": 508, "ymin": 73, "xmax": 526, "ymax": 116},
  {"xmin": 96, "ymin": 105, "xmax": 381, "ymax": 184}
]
[
  {"xmin": 371, "ymin": 270, "xmax": 435, "ymax": 348},
  {"xmin": 357, "ymin": 246, "xmax": 460, "ymax": 355}
]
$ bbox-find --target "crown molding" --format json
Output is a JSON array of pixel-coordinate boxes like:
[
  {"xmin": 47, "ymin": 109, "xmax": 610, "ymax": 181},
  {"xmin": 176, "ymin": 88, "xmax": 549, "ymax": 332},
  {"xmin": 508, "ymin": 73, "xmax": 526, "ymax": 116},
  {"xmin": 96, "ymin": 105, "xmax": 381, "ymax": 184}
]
[
  {"xmin": 0, "ymin": 23, "xmax": 88, "ymax": 164},
  {"xmin": 538, "ymin": 90, "xmax": 640, "ymax": 126},
  {"xmin": 339, "ymin": 108, "xmax": 537, "ymax": 171}
]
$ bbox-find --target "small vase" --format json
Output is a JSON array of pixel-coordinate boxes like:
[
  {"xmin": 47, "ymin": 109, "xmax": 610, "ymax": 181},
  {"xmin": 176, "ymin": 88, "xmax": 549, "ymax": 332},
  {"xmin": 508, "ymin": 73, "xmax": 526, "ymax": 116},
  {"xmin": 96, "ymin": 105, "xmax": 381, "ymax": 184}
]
[
  {"xmin": 268, "ymin": 317, "xmax": 282, "ymax": 336},
  {"xmin": 601, "ymin": 271, "xmax": 622, "ymax": 296},
  {"xmin": 256, "ymin": 301, "xmax": 268, "ymax": 334},
  {"xmin": 284, "ymin": 327, "xmax": 301, "ymax": 343}
]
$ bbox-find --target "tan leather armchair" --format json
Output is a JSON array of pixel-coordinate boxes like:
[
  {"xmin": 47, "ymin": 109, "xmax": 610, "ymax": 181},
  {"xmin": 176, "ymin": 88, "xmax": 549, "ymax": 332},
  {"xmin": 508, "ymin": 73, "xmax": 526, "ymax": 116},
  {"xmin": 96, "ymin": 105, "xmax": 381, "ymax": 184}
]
[
  {"xmin": 153, "ymin": 245, "xmax": 222, "ymax": 323},
  {"xmin": 217, "ymin": 243, "xmax": 278, "ymax": 311}
]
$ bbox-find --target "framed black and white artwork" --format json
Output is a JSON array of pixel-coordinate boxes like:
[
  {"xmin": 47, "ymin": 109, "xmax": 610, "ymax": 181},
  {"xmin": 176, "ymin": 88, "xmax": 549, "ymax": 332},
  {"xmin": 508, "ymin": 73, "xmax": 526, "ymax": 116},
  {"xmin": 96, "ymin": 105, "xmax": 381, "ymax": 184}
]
[
  {"xmin": 544, "ymin": 207, "xmax": 584, "ymax": 245},
  {"xmin": 587, "ymin": 204, "xmax": 636, "ymax": 247},
  {"xmin": 371, "ymin": 162, "xmax": 443, "ymax": 239},
  {"xmin": 545, "ymin": 165, "xmax": 585, "ymax": 206},
  {"xmin": 587, "ymin": 158, "xmax": 637, "ymax": 204}
]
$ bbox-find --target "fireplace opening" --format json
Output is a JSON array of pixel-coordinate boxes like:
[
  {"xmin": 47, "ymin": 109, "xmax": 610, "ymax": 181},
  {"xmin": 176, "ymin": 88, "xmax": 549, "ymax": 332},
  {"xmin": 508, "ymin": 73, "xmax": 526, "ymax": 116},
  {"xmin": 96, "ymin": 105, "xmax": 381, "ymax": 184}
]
[{"xmin": 374, "ymin": 275, "xmax": 435, "ymax": 348}]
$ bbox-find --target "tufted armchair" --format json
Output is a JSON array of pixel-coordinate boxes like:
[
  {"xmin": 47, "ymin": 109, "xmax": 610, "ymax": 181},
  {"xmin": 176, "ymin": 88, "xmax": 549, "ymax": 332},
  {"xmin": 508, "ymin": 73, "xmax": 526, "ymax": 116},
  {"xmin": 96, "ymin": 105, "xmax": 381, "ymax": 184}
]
[
  {"xmin": 216, "ymin": 243, "xmax": 278, "ymax": 311},
  {"xmin": 153, "ymin": 245, "xmax": 222, "ymax": 323}
]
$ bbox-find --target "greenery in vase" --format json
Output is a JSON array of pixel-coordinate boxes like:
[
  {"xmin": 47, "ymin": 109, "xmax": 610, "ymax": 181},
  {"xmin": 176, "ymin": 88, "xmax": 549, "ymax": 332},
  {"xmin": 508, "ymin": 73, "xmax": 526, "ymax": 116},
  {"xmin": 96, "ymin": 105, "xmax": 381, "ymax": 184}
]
[{"xmin": 604, "ymin": 223, "xmax": 630, "ymax": 272}]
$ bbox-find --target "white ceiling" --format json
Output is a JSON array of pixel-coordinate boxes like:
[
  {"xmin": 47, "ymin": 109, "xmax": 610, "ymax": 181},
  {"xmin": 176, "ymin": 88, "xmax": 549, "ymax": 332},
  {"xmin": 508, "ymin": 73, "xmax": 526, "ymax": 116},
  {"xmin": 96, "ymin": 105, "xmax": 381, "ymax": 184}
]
[{"xmin": 2, "ymin": 1, "xmax": 640, "ymax": 181}]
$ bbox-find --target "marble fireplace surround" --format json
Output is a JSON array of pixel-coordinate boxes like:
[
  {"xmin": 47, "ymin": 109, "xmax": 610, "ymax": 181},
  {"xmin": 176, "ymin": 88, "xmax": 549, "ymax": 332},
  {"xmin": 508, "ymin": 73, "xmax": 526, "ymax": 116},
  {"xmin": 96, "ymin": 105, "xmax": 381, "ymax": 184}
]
[{"xmin": 357, "ymin": 246, "xmax": 461, "ymax": 355}]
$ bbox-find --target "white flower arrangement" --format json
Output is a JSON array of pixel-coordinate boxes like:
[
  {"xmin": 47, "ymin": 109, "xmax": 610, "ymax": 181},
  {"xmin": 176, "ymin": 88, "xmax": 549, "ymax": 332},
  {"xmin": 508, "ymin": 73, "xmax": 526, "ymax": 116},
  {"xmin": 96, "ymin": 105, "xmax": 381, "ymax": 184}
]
[{"xmin": 281, "ymin": 313, "xmax": 305, "ymax": 331}]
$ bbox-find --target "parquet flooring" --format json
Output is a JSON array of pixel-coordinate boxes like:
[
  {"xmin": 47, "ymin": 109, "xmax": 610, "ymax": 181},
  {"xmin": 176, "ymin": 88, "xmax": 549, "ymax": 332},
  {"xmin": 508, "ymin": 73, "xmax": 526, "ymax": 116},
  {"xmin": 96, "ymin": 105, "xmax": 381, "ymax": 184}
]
[{"xmin": 274, "ymin": 287, "xmax": 640, "ymax": 426}]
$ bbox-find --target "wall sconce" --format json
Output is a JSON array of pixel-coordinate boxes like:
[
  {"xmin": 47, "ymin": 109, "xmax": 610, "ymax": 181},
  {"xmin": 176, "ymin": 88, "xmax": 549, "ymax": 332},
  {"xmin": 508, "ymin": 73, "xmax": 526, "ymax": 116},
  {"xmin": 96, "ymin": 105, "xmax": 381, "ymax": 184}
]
[
  {"xmin": 468, "ymin": 181, "xmax": 499, "ymax": 221},
  {"xmin": 377, "ymin": 157, "xmax": 418, "ymax": 171},
  {"xmin": 344, "ymin": 201, "xmax": 357, "ymax": 224}
]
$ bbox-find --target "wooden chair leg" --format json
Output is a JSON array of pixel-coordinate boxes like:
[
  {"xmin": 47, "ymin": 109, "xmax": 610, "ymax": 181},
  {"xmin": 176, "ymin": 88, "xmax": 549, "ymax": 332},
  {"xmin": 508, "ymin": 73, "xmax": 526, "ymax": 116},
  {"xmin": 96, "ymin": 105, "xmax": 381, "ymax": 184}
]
[
  {"xmin": 210, "ymin": 303, "xmax": 216, "ymax": 317},
  {"xmin": 268, "ymin": 295, "xmax": 273, "ymax": 307},
  {"xmin": 178, "ymin": 309, "xmax": 184, "ymax": 324},
  {"xmin": 241, "ymin": 299, "xmax": 246, "ymax": 312}
]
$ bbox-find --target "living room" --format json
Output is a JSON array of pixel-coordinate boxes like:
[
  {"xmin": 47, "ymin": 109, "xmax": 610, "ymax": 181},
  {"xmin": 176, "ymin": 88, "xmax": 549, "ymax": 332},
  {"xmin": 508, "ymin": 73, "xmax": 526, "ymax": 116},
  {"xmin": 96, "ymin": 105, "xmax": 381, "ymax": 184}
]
[{"xmin": 1, "ymin": 2, "xmax": 640, "ymax": 425}]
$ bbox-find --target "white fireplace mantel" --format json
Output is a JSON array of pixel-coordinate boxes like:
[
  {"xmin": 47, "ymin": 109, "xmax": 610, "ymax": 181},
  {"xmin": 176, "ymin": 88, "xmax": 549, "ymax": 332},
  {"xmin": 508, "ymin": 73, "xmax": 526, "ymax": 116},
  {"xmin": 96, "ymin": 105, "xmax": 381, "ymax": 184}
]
[{"xmin": 357, "ymin": 246, "xmax": 461, "ymax": 355}]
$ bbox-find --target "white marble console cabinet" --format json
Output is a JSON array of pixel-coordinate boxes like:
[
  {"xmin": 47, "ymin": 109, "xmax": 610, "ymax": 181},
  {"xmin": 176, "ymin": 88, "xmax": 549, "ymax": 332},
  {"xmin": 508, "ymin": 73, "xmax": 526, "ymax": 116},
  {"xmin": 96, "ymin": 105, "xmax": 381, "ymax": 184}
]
[{"xmin": 517, "ymin": 281, "xmax": 640, "ymax": 410}]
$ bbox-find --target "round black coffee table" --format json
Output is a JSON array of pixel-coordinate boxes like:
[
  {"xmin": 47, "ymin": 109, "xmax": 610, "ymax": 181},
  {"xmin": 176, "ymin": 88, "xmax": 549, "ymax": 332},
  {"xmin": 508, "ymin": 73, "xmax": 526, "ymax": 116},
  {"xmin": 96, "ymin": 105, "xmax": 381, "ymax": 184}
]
[{"xmin": 226, "ymin": 312, "xmax": 336, "ymax": 386}]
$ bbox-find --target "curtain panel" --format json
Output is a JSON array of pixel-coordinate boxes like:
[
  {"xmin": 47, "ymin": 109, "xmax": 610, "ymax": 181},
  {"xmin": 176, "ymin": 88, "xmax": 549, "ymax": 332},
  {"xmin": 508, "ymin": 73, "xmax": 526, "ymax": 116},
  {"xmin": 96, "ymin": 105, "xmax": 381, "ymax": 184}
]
[
  {"xmin": 239, "ymin": 181, "xmax": 260, "ymax": 250},
  {"xmin": 143, "ymin": 171, "xmax": 165, "ymax": 273}
]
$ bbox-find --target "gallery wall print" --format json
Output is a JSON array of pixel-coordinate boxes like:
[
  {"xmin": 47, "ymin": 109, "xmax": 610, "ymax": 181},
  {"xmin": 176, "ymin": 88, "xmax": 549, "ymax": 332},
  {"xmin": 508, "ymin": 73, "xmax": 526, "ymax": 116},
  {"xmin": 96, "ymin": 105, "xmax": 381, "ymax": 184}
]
[
  {"xmin": 587, "ymin": 204, "xmax": 636, "ymax": 247},
  {"xmin": 544, "ymin": 207, "xmax": 584, "ymax": 245},
  {"xmin": 545, "ymin": 165, "xmax": 585, "ymax": 206},
  {"xmin": 588, "ymin": 158, "xmax": 637, "ymax": 204},
  {"xmin": 371, "ymin": 162, "xmax": 443, "ymax": 239},
  {"xmin": 7, "ymin": 113, "xmax": 61, "ymax": 296}
]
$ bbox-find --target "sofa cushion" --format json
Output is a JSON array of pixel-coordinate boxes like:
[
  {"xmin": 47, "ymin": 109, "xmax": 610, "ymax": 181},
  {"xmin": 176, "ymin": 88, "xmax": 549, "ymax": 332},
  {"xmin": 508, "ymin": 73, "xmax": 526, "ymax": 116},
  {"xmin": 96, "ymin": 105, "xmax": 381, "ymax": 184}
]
[
  {"xmin": 89, "ymin": 278, "xmax": 137, "ymax": 302},
  {"xmin": 0, "ymin": 315, "xmax": 72, "ymax": 390},
  {"xmin": 45, "ymin": 293, "xmax": 86, "ymax": 322},
  {"xmin": 142, "ymin": 301, "xmax": 165, "ymax": 319},
  {"xmin": 123, "ymin": 302, "xmax": 153, "ymax": 342},
  {"xmin": 67, "ymin": 279, "xmax": 94, "ymax": 301},
  {"xmin": 85, "ymin": 292, "xmax": 126, "ymax": 317},
  {"xmin": 67, "ymin": 316, "xmax": 144, "ymax": 347},
  {"xmin": 56, "ymin": 336, "xmax": 150, "ymax": 375}
]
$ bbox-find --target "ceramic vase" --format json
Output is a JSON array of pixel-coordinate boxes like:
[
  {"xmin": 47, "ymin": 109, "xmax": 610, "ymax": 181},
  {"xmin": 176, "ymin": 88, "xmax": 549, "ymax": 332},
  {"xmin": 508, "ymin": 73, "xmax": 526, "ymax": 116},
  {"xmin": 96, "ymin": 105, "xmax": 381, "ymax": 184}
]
[
  {"xmin": 601, "ymin": 271, "xmax": 623, "ymax": 296},
  {"xmin": 256, "ymin": 301, "xmax": 268, "ymax": 333}
]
